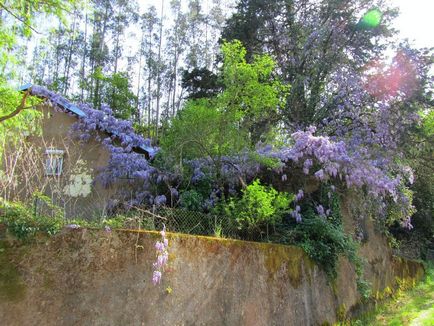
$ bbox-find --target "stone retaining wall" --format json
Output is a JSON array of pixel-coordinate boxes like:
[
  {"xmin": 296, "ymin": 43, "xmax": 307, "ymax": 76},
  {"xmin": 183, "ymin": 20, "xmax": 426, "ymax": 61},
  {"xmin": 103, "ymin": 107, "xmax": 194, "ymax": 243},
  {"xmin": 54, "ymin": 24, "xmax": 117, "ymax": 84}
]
[{"xmin": 0, "ymin": 228, "xmax": 424, "ymax": 325}]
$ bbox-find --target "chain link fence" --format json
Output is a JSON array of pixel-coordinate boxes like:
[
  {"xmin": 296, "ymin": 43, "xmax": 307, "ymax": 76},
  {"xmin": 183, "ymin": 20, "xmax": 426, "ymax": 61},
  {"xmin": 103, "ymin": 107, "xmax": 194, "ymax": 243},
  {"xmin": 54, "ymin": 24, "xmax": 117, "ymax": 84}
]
[
  {"xmin": 8, "ymin": 196, "xmax": 275, "ymax": 242},
  {"xmin": 122, "ymin": 206, "xmax": 282, "ymax": 242},
  {"xmin": 125, "ymin": 207, "xmax": 242, "ymax": 240}
]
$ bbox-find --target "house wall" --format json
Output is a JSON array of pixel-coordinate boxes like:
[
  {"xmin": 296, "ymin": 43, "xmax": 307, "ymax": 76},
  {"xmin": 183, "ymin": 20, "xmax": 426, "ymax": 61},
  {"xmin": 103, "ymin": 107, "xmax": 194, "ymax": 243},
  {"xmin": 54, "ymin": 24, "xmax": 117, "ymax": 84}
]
[{"xmin": 4, "ymin": 104, "xmax": 119, "ymax": 218}]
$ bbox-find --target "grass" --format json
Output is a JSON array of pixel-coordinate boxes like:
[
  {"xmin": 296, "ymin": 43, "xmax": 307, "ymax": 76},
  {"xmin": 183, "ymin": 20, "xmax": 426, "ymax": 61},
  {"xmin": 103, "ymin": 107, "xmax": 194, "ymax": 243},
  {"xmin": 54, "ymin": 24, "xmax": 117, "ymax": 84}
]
[{"xmin": 349, "ymin": 263, "xmax": 434, "ymax": 325}]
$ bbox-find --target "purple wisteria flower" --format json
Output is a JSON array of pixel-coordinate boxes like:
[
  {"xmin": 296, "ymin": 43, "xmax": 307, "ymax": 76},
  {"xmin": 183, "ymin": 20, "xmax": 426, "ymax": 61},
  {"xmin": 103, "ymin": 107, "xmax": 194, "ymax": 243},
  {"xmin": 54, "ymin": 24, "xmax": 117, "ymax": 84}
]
[
  {"xmin": 290, "ymin": 205, "xmax": 302, "ymax": 222},
  {"xmin": 152, "ymin": 225, "xmax": 169, "ymax": 286},
  {"xmin": 295, "ymin": 189, "xmax": 304, "ymax": 201},
  {"xmin": 152, "ymin": 271, "xmax": 162, "ymax": 285},
  {"xmin": 316, "ymin": 205, "xmax": 326, "ymax": 218}
]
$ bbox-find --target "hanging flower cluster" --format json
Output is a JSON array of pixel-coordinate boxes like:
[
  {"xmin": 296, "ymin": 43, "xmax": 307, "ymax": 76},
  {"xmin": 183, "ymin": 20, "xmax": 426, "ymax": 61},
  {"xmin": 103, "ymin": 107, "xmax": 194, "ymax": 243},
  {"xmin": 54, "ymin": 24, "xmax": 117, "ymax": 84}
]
[
  {"xmin": 29, "ymin": 84, "xmax": 416, "ymax": 229},
  {"xmin": 152, "ymin": 225, "xmax": 169, "ymax": 285},
  {"xmin": 70, "ymin": 103, "xmax": 173, "ymax": 208},
  {"xmin": 271, "ymin": 126, "xmax": 403, "ymax": 197},
  {"xmin": 268, "ymin": 126, "xmax": 414, "ymax": 226}
]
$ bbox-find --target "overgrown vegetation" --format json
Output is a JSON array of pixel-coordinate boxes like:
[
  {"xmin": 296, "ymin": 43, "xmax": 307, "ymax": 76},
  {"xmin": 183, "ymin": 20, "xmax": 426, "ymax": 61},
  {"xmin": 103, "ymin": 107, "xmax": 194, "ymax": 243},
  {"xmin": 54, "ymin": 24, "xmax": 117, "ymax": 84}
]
[
  {"xmin": 213, "ymin": 180, "xmax": 293, "ymax": 239},
  {"xmin": 0, "ymin": 195, "xmax": 64, "ymax": 240},
  {"xmin": 0, "ymin": 0, "xmax": 432, "ymax": 309},
  {"xmin": 0, "ymin": 197, "xmax": 132, "ymax": 240},
  {"xmin": 346, "ymin": 264, "xmax": 434, "ymax": 325}
]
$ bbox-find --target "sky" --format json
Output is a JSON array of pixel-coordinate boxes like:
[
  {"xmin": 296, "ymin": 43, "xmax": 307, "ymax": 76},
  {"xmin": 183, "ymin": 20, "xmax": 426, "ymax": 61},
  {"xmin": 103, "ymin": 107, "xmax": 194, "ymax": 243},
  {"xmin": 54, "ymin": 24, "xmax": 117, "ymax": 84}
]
[
  {"xmin": 393, "ymin": 0, "xmax": 434, "ymax": 48},
  {"xmin": 138, "ymin": 0, "xmax": 434, "ymax": 49}
]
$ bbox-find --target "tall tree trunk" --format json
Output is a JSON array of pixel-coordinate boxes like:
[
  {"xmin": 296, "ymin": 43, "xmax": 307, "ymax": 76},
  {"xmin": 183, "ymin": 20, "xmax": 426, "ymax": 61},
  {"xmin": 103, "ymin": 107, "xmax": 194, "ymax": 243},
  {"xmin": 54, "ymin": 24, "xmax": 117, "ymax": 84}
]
[
  {"xmin": 155, "ymin": 0, "xmax": 164, "ymax": 139},
  {"xmin": 171, "ymin": 48, "xmax": 178, "ymax": 117},
  {"xmin": 113, "ymin": 14, "xmax": 120, "ymax": 74},
  {"xmin": 63, "ymin": 12, "xmax": 77, "ymax": 95},
  {"xmin": 147, "ymin": 29, "xmax": 153, "ymax": 138},
  {"xmin": 54, "ymin": 20, "xmax": 62, "ymax": 86},
  {"xmin": 80, "ymin": 13, "xmax": 88, "ymax": 101},
  {"xmin": 136, "ymin": 29, "xmax": 144, "ymax": 124}
]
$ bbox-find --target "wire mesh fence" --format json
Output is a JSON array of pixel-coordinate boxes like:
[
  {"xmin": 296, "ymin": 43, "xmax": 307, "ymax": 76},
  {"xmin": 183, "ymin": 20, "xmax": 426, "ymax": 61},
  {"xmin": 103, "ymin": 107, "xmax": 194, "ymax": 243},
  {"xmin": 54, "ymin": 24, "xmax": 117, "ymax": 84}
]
[
  {"xmin": 129, "ymin": 207, "xmax": 242, "ymax": 240},
  {"xmin": 23, "ymin": 196, "xmax": 240, "ymax": 238},
  {"xmin": 125, "ymin": 206, "xmax": 283, "ymax": 243},
  {"xmin": 3, "ymin": 195, "xmax": 276, "ymax": 242}
]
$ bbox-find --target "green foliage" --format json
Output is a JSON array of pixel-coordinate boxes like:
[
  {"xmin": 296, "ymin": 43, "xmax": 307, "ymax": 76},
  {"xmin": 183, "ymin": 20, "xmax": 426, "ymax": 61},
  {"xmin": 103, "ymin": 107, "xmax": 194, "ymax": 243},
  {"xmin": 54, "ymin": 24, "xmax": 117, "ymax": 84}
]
[
  {"xmin": 386, "ymin": 185, "xmax": 416, "ymax": 226},
  {"xmin": 0, "ymin": 197, "xmax": 63, "ymax": 240},
  {"xmin": 401, "ymin": 108, "xmax": 434, "ymax": 250},
  {"xmin": 161, "ymin": 98, "xmax": 248, "ymax": 161},
  {"xmin": 161, "ymin": 41, "xmax": 288, "ymax": 160},
  {"xmin": 421, "ymin": 110, "xmax": 434, "ymax": 136},
  {"xmin": 181, "ymin": 68, "xmax": 222, "ymax": 99},
  {"xmin": 179, "ymin": 190, "xmax": 204, "ymax": 211},
  {"xmin": 92, "ymin": 70, "xmax": 137, "ymax": 120},
  {"xmin": 160, "ymin": 41, "xmax": 288, "ymax": 189},
  {"xmin": 101, "ymin": 216, "xmax": 126, "ymax": 229},
  {"xmin": 0, "ymin": 1, "xmax": 81, "ymax": 36},
  {"xmin": 0, "ymin": 82, "xmax": 42, "ymax": 160},
  {"xmin": 216, "ymin": 180, "xmax": 293, "ymax": 237},
  {"xmin": 220, "ymin": 40, "xmax": 289, "ymax": 142},
  {"xmin": 294, "ymin": 217, "xmax": 369, "ymax": 297},
  {"xmin": 289, "ymin": 215, "xmax": 359, "ymax": 279},
  {"xmin": 274, "ymin": 191, "xmax": 370, "ymax": 297},
  {"xmin": 349, "ymin": 264, "xmax": 434, "ymax": 325},
  {"xmin": 0, "ymin": 1, "xmax": 80, "ymax": 160},
  {"xmin": 0, "ymin": 1, "xmax": 81, "ymax": 77},
  {"xmin": 67, "ymin": 215, "xmax": 126, "ymax": 230}
]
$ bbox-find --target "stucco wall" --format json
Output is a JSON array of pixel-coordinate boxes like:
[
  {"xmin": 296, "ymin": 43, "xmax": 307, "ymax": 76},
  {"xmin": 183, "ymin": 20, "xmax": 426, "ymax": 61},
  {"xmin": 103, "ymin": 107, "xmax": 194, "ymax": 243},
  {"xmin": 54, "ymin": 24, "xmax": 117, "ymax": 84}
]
[
  {"xmin": 0, "ymin": 228, "xmax": 424, "ymax": 326},
  {"xmin": 6, "ymin": 104, "xmax": 117, "ymax": 218}
]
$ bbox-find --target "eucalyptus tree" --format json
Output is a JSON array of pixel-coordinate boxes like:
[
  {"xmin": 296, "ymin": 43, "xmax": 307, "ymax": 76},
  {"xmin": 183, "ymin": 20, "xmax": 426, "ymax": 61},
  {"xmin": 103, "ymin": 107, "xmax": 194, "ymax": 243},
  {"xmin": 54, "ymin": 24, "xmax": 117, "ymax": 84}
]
[
  {"xmin": 164, "ymin": 0, "xmax": 188, "ymax": 118},
  {"xmin": 185, "ymin": 0, "xmax": 205, "ymax": 70},
  {"xmin": 111, "ymin": 0, "xmax": 139, "ymax": 74},
  {"xmin": 139, "ymin": 6, "xmax": 160, "ymax": 136},
  {"xmin": 155, "ymin": 0, "xmax": 165, "ymax": 138},
  {"xmin": 87, "ymin": 0, "xmax": 113, "ymax": 108}
]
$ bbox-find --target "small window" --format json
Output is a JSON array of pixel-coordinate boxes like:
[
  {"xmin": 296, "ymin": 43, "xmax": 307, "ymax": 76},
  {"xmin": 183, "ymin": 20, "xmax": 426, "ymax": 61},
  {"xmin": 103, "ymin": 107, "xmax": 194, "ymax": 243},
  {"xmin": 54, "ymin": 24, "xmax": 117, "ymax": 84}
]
[{"xmin": 45, "ymin": 148, "xmax": 64, "ymax": 176}]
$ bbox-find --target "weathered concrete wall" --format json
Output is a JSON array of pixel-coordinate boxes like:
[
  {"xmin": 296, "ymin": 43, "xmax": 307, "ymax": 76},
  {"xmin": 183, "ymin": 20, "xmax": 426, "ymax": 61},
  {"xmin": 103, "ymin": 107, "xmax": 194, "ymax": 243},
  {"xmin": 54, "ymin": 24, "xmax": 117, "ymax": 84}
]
[{"xmin": 0, "ymin": 228, "xmax": 424, "ymax": 326}]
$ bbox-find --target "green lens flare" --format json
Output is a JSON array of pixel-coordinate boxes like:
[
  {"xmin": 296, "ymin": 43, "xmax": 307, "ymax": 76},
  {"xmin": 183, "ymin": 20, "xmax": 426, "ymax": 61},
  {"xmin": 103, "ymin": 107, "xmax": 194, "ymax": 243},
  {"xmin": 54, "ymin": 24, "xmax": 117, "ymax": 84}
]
[{"xmin": 361, "ymin": 9, "xmax": 382, "ymax": 28}]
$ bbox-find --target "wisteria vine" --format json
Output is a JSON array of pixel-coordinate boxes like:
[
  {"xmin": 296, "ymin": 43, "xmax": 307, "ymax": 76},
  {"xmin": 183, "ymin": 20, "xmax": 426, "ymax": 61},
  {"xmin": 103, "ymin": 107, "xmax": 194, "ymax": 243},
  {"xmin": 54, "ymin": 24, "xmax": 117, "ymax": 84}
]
[
  {"xmin": 30, "ymin": 84, "xmax": 416, "ymax": 228},
  {"xmin": 264, "ymin": 126, "xmax": 414, "ymax": 227}
]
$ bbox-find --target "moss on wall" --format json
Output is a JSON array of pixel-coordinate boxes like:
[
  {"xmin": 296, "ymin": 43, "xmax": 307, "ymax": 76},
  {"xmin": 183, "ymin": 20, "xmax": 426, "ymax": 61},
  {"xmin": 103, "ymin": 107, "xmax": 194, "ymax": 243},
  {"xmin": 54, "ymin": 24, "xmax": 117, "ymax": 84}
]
[
  {"xmin": 0, "ymin": 242, "xmax": 26, "ymax": 302},
  {"xmin": 0, "ymin": 229, "xmax": 426, "ymax": 326},
  {"xmin": 262, "ymin": 243, "xmax": 307, "ymax": 287}
]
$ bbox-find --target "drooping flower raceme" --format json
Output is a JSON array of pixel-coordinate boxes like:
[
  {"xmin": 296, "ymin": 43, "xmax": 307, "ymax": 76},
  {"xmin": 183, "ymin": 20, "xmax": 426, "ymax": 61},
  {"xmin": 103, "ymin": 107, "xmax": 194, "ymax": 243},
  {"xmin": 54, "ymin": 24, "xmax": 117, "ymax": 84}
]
[
  {"xmin": 268, "ymin": 127, "xmax": 414, "ymax": 226},
  {"xmin": 152, "ymin": 225, "xmax": 169, "ymax": 285}
]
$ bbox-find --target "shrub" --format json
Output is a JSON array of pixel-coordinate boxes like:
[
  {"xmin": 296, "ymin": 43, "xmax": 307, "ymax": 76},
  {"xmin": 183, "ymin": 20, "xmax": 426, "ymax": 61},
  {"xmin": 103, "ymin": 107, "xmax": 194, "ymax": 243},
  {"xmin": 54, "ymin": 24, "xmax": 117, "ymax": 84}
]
[
  {"xmin": 0, "ymin": 197, "xmax": 64, "ymax": 240},
  {"xmin": 179, "ymin": 190, "xmax": 204, "ymax": 211},
  {"xmin": 215, "ymin": 180, "xmax": 293, "ymax": 238},
  {"xmin": 273, "ymin": 194, "xmax": 370, "ymax": 298}
]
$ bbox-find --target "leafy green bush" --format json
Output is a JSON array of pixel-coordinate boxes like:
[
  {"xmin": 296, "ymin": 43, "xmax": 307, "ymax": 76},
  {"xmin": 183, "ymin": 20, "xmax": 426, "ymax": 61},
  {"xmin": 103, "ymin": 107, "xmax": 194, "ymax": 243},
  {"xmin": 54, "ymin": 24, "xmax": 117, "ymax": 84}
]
[
  {"xmin": 291, "ymin": 216, "xmax": 356, "ymax": 278},
  {"xmin": 0, "ymin": 197, "xmax": 64, "ymax": 240},
  {"xmin": 179, "ymin": 190, "xmax": 204, "ymax": 211},
  {"xmin": 215, "ymin": 180, "xmax": 293, "ymax": 238},
  {"xmin": 273, "ymin": 191, "xmax": 370, "ymax": 297}
]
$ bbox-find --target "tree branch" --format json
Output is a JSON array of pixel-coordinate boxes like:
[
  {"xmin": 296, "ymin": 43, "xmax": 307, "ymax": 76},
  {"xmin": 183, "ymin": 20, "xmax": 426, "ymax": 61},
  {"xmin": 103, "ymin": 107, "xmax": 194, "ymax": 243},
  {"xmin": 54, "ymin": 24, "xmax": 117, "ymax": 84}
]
[
  {"xmin": 0, "ymin": 90, "xmax": 32, "ymax": 123},
  {"xmin": 0, "ymin": 4, "xmax": 41, "ymax": 34}
]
